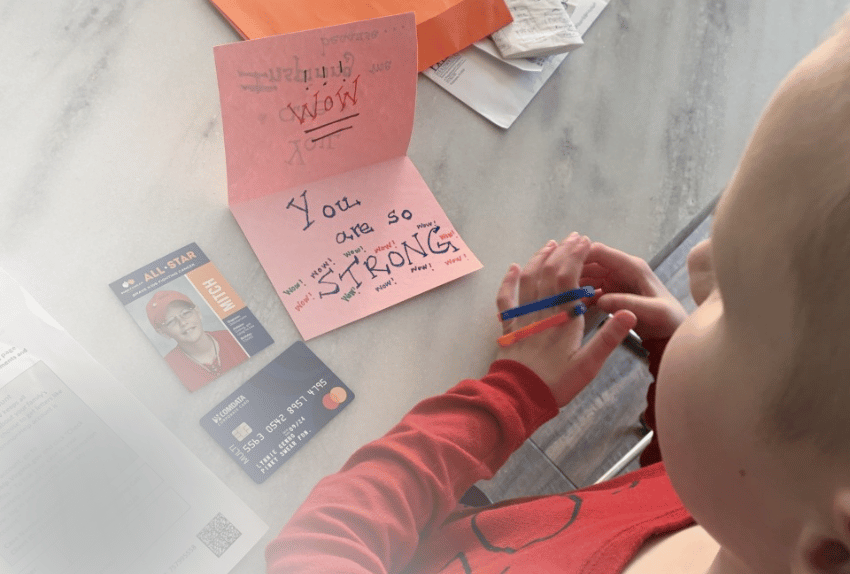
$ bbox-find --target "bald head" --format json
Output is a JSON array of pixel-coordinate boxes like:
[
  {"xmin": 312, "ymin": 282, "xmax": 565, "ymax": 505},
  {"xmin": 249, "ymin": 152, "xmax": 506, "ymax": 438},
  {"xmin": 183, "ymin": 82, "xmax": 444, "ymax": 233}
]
[
  {"xmin": 718, "ymin": 12, "xmax": 850, "ymax": 452},
  {"xmin": 710, "ymin": 12, "xmax": 850, "ymax": 340}
]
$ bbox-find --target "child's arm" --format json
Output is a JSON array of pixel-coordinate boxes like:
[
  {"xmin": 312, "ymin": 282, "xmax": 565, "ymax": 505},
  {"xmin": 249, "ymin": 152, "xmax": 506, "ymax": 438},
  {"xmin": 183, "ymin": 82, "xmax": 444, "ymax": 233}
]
[
  {"xmin": 266, "ymin": 234, "xmax": 637, "ymax": 574},
  {"xmin": 266, "ymin": 361, "xmax": 558, "ymax": 574}
]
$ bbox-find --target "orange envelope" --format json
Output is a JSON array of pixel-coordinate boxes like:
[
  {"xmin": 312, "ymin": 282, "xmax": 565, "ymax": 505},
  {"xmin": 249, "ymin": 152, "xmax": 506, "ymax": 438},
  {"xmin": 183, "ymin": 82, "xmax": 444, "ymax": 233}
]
[
  {"xmin": 215, "ymin": 14, "xmax": 482, "ymax": 340},
  {"xmin": 207, "ymin": 0, "xmax": 512, "ymax": 71}
]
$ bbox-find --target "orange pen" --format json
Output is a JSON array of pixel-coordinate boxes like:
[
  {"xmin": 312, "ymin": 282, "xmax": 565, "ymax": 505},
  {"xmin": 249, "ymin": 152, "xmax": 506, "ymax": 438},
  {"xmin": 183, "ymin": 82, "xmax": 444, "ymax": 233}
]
[{"xmin": 497, "ymin": 303, "xmax": 587, "ymax": 347}]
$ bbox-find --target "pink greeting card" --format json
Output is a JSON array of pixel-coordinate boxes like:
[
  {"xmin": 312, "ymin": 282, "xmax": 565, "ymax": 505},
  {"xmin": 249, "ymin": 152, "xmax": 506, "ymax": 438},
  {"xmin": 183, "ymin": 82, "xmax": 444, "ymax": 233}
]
[{"xmin": 215, "ymin": 13, "xmax": 482, "ymax": 339}]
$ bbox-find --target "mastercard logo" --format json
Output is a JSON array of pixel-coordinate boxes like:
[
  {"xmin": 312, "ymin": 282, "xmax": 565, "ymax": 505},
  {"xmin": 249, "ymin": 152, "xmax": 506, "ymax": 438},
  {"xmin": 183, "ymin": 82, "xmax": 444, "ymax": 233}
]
[{"xmin": 322, "ymin": 386, "xmax": 348, "ymax": 410}]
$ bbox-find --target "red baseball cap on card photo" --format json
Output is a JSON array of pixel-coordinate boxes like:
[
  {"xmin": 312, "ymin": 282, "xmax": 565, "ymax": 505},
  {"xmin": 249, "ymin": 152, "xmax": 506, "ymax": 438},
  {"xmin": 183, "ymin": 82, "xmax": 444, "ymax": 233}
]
[{"xmin": 146, "ymin": 290, "xmax": 193, "ymax": 328}]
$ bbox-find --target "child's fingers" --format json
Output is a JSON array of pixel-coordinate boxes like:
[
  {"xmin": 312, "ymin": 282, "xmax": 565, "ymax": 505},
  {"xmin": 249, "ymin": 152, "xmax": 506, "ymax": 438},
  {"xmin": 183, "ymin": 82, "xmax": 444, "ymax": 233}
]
[
  {"xmin": 585, "ymin": 242, "xmax": 654, "ymax": 293},
  {"xmin": 596, "ymin": 292, "xmax": 669, "ymax": 326},
  {"xmin": 527, "ymin": 235, "xmax": 591, "ymax": 322},
  {"xmin": 585, "ymin": 242, "xmax": 641, "ymax": 275},
  {"xmin": 539, "ymin": 234, "xmax": 591, "ymax": 314},
  {"xmin": 580, "ymin": 263, "xmax": 625, "ymax": 296},
  {"xmin": 554, "ymin": 310, "xmax": 637, "ymax": 404},
  {"xmin": 518, "ymin": 240, "xmax": 559, "ymax": 306},
  {"xmin": 495, "ymin": 264, "xmax": 521, "ymax": 312},
  {"xmin": 581, "ymin": 287, "xmax": 604, "ymax": 306},
  {"xmin": 501, "ymin": 233, "xmax": 593, "ymax": 329},
  {"xmin": 558, "ymin": 234, "xmax": 592, "ymax": 288},
  {"xmin": 579, "ymin": 262, "xmax": 610, "ymax": 279},
  {"xmin": 496, "ymin": 263, "xmax": 521, "ymax": 335}
]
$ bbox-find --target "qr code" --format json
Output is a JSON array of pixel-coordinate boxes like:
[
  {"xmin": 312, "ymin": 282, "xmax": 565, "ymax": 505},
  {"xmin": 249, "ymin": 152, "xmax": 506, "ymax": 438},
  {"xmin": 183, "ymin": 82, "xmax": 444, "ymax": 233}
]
[{"xmin": 197, "ymin": 513, "xmax": 242, "ymax": 557}]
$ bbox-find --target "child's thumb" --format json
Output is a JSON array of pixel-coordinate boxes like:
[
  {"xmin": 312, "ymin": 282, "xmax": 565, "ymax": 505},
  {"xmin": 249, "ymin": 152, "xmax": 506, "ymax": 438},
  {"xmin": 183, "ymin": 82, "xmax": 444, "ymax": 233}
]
[
  {"xmin": 577, "ymin": 309, "xmax": 637, "ymax": 369},
  {"xmin": 559, "ymin": 310, "xmax": 637, "ymax": 405}
]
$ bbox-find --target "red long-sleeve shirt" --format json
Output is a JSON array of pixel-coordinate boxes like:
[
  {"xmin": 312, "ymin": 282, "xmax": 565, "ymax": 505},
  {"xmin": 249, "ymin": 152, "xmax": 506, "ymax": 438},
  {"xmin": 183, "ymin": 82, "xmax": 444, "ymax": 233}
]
[{"xmin": 267, "ymin": 338, "xmax": 690, "ymax": 573}]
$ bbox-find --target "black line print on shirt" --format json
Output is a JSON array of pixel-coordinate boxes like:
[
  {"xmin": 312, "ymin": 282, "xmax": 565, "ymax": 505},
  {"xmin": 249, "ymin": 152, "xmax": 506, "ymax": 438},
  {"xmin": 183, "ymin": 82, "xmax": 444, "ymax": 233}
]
[{"xmin": 437, "ymin": 494, "xmax": 583, "ymax": 573}]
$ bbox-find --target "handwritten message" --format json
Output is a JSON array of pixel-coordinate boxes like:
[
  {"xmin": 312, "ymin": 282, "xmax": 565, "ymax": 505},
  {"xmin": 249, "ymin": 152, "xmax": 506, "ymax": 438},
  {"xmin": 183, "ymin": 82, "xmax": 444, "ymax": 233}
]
[
  {"xmin": 229, "ymin": 155, "xmax": 480, "ymax": 339},
  {"xmin": 216, "ymin": 13, "xmax": 481, "ymax": 339}
]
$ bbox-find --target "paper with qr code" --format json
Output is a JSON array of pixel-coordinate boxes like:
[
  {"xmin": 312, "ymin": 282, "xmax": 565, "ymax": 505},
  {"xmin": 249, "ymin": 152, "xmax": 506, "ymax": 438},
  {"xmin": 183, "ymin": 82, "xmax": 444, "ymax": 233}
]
[
  {"xmin": 200, "ymin": 341, "xmax": 354, "ymax": 483},
  {"xmin": 0, "ymin": 269, "xmax": 267, "ymax": 574}
]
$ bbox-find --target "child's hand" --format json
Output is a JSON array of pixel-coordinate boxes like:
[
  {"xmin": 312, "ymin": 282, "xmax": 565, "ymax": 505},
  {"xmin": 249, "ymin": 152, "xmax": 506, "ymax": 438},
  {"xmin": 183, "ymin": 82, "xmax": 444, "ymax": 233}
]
[
  {"xmin": 495, "ymin": 233, "xmax": 638, "ymax": 408},
  {"xmin": 686, "ymin": 238, "xmax": 716, "ymax": 306},
  {"xmin": 581, "ymin": 241, "xmax": 688, "ymax": 341}
]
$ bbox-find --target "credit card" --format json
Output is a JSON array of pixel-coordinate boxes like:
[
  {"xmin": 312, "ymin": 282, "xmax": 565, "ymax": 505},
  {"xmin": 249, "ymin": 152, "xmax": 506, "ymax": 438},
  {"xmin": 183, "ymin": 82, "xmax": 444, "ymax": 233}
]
[{"xmin": 200, "ymin": 342, "xmax": 353, "ymax": 483}]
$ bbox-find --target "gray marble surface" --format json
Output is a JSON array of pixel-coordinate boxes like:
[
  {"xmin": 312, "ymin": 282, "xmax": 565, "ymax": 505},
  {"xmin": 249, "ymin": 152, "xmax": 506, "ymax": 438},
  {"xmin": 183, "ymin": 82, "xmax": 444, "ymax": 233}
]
[{"xmin": 1, "ymin": 1, "xmax": 847, "ymax": 572}]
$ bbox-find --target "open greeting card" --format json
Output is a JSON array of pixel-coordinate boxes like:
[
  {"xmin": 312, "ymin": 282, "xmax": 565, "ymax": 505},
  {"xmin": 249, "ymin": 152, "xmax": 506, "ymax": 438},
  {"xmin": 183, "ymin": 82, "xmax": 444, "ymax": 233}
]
[{"xmin": 215, "ymin": 13, "xmax": 482, "ymax": 340}]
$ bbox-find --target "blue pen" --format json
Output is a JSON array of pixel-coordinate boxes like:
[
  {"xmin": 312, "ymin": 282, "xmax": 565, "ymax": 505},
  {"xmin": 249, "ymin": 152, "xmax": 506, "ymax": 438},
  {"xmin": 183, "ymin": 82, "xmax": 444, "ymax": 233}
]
[{"xmin": 499, "ymin": 286, "xmax": 595, "ymax": 321}]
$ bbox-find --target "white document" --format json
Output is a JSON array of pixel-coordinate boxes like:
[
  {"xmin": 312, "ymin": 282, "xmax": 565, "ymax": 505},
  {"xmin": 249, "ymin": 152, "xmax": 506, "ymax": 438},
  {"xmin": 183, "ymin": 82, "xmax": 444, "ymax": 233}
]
[
  {"xmin": 491, "ymin": 0, "xmax": 583, "ymax": 59},
  {"xmin": 424, "ymin": 0, "xmax": 608, "ymax": 128},
  {"xmin": 0, "ymin": 269, "xmax": 267, "ymax": 574},
  {"xmin": 472, "ymin": 38, "xmax": 544, "ymax": 72}
]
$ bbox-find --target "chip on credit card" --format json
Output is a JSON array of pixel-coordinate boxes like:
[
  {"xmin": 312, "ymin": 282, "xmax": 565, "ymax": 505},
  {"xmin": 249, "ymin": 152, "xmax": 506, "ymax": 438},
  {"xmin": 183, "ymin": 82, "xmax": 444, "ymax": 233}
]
[{"xmin": 200, "ymin": 341, "xmax": 354, "ymax": 483}]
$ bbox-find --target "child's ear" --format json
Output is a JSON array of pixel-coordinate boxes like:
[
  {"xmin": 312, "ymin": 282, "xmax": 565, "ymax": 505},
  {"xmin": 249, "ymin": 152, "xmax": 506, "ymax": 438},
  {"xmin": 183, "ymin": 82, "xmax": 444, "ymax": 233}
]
[{"xmin": 793, "ymin": 490, "xmax": 850, "ymax": 573}]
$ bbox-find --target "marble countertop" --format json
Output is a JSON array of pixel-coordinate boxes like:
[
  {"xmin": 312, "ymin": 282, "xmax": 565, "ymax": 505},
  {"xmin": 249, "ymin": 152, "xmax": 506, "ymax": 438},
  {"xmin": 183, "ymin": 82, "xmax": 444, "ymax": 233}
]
[{"xmin": 1, "ymin": 1, "xmax": 847, "ymax": 571}]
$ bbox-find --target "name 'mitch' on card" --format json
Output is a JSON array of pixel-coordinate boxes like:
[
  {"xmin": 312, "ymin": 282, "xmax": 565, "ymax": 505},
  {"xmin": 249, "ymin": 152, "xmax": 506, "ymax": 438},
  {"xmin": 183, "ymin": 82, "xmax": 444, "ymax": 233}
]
[
  {"xmin": 110, "ymin": 243, "xmax": 273, "ymax": 392},
  {"xmin": 200, "ymin": 342, "xmax": 354, "ymax": 483}
]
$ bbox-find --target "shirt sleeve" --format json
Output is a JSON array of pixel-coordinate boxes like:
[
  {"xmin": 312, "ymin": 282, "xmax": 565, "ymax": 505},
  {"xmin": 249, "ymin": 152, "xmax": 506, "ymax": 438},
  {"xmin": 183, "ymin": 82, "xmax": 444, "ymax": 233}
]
[{"xmin": 265, "ymin": 359, "xmax": 559, "ymax": 574}]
